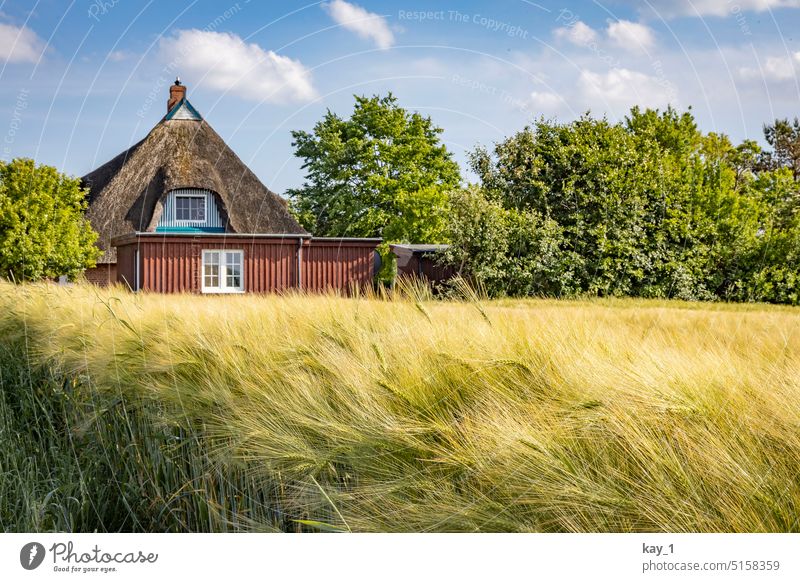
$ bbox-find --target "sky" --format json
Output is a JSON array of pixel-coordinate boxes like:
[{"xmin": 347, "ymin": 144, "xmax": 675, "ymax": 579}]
[{"xmin": 1, "ymin": 0, "xmax": 800, "ymax": 193}]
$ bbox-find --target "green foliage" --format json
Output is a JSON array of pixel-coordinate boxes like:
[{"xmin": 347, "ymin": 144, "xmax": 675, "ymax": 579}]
[
  {"xmin": 0, "ymin": 158, "xmax": 100, "ymax": 282},
  {"xmin": 443, "ymin": 186, "xmax": 573, "ymax": 297},
  {"xmin": 375, "ymin": 242, "xmax": 397, "ymax": 283},
  {"xmin": 449, "ymin": 108, "xmax": 800, "ymax": 304},
  {"xmin": 287, "ymin": 94, "xmax": 461, "ymax": 244},
  {"xmin": 762, "ymin": 117, "xmax": 800, "ymax": 179},
  {"xmin": 736, "ymin": 169, "xmax": 800, "ymax": 304}
]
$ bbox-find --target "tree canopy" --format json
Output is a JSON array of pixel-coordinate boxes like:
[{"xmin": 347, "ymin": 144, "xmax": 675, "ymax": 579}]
[
  {"xmin": 762, "ymin": 117, "xmax": 800, "ymax": 179},
  {"xmin": 445, "ymin": 107, "xmax": 800, "ymax": 304},
  {"xmin": 288, "ymin": 94, "xmax": 461, "ymax": 243},
  {"xmin": 0, "ymin": 158, "xmax": 100, "ymax": 282}
]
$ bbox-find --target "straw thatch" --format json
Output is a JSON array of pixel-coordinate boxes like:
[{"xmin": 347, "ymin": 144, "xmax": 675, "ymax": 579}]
[{"xmin": 82, "ymin": 106, "xmax": 306, "ymax": 263}]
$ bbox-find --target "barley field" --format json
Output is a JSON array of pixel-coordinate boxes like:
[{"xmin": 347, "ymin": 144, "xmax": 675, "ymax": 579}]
[{"xmin": 1, "ymin": 281, "xmax": 798, "ymax": 532}]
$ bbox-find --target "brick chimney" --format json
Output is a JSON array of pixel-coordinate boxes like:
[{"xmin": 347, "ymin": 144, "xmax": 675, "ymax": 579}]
[{"xmin": 167, "ymin": 77, "xmax": 185, "ymax": 112}]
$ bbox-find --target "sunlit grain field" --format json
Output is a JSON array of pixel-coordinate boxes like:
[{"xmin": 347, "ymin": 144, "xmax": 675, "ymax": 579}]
[{"xmin": 1, "ymin": 281, "xmax": 798, "ymax": 532}]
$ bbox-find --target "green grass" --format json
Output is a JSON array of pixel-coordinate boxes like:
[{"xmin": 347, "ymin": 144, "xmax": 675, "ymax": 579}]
[{"xmin": 1, "ymin": 281, "xmax": 799, "ymax": 532}]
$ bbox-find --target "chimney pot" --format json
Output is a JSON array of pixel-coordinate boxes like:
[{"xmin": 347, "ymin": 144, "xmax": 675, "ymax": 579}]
[{"xmin": 167, "ymin": 78, "xmax": 186, "ymax": 113}]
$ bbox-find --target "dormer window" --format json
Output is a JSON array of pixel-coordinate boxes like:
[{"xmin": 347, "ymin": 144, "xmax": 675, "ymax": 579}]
[
  {"xmin": 175, "ymin": 194, "xmax": 206, "ymax": 223},
  {"xmin": 156, "ymin": 188, "xmax": 224, "ymax": 233}
]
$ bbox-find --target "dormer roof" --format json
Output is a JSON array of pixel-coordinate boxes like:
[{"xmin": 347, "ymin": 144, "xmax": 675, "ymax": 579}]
[{"xmin": 165, "ymin": 97, "xmax": 203, "ymax": 121}]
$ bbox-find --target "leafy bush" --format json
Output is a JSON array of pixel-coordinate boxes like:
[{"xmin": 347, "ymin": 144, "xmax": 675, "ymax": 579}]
[
  {"xmin": 443, "ymin": 186, "xmax": 574, "ymax": 297},
  {"xmin": 447, "ymin": 108, "xmax": 800, "ymax": 303},
  {"xmin": 0, "ymin": 158, "xmax": 100, "ymax": 282}
]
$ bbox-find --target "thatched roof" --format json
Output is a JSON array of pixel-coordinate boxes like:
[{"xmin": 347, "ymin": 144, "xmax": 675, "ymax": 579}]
[{"xmin": 82, "ymin": 94, "xmax": 306, "ymax": 263}]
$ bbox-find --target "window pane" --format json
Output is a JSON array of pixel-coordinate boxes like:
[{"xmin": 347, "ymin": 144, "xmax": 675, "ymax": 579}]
[
  {"xmin": 224, "ymin": 252, "xmax": 242, "ymax": 290},
  {"xmin": 191, "ymin": 198, "xmax": 205, "ymax": 221},
  {"xmin": 176, "ymin": 197, "xmax": 187, "ymax": 220},
  {"xmin": 226, "ymin": 264, "xmax": 241, "ymax": 288},
  {"xmin": 203, "ymin": 251, "xmax": 220, "ymax": 288},
  {"xmin": 204, "ymin": 265, "xmax": 219, "ymax": 288},
  {"xmin": 176, "ymin": 196, "xmax": 205, "ymax": 222}
]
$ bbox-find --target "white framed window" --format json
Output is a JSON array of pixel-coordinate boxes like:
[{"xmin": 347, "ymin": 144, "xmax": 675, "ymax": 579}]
[
  {"xmin": 202, "ymin": 250, "xmax": 244, "ymax": 293},
  {"xmin": 175, "ymin": 195, "xmax": 206, "ymax": 223}
]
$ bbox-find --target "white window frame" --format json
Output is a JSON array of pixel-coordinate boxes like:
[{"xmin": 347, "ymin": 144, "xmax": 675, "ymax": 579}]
[
  {"xmin": 175, "ymin": 194, "xmax": 207, "ymax": 225},
  {"xmin": 202, "ymin": 250, "xmax": 244, "ymax": 294}
]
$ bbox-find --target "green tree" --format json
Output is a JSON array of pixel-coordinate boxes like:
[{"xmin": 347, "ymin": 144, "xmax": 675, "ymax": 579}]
[
  {"xmin": 449, "ymin": 107, "xmax": 793, "ymax": 302},
  {"xmin": 469, "ymin": 110, "xmax": 708, "ymax": 298},
  {"xmin": 288, "ymin": 94, "xmax": 461, "ymax": 243},
  {"xmin": 0, "ymin": 158, "xmax": 100, "ymax": 281},
  {"xmin": 762, "ymin": 118, "xmax": 800, "ymax": 179},
  {"xmin": 741, "ymin": 168, "xmax": 800, "ymax": 304}
]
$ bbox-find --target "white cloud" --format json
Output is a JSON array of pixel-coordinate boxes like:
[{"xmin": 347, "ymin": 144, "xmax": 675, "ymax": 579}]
[
  {"xmin": 553, "ymin": 21, "xmax": 598, "ymax": 46},
  {"xmin": 324, "ymin": 0, "xmax": 394, "ymax": 49},
  {"xmin": 740, "ymin": 52, "xmax": 800, "ymax": 81},
  {"xmin": 553, "ymin": 20, "xmax": 654, "ymax": 54},
  {"xmin": 0, "ymin": 21, "xmax": 45, "ymax": 64},
  {"xmin": 633, "ymin": 0, "xmax": 800, "ymax": 18},
  {"xmin": 606, "ymin": 20, "xmax": 655, "ymax": 51},
  {"xmin": 529, "ymin": 91, "xmax": 564, "ymax": 111},
  {"xmin": 108, "ymin": 50, "xmax": 133, "ymax": 62},
  {"xmin": 579, "ymin": 68, "xmax": 675, "ymax": 110},
  {"xmin": 158, "ymin": 30, "xmax": 316, "ymax": 103}
]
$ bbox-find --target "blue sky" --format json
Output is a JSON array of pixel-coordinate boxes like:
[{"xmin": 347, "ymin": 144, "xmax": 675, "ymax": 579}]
[{"xmin": 1, "ymin": 0, "xmax": 800, "ymax": 193}]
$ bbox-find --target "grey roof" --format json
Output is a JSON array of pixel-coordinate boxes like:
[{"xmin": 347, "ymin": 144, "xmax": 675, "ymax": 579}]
[{"xmin": 390, "ymin": 244, "xmax": 450, "ymax": 254}]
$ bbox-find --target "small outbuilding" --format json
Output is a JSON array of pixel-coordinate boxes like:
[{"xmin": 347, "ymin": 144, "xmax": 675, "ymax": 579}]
[
  {"xmin": 390, "ymin": 244, "xmax": 455, "ymax": 284},
  {"xmin": 81, "ymin": 80, "xmax": 380, "ymax": 294}
]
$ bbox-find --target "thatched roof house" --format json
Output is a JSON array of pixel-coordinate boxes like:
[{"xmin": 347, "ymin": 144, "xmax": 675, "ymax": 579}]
[
  {"xmin": 83, "ymin": 81, "xmax": 306, "ymax": 265},
  {"xmin": 82, "ymin": 80, "xmax": 379, "ymax": 294}
]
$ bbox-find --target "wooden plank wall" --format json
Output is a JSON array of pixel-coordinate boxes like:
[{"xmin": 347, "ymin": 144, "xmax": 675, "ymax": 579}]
[
  {"xmin": 302, "ymin": 242, "xmax": 375, "ymax": 293},
  {"xmin": 115, "ymin": 237, "xmax": 376, "ymax": 294},
  {"xmin": 115, "ymin": 245, "xmax": 136, "ymax": 289},
  {"xmin": 137, "ymin": 240, "xmax": 296, "ymax": 293}
]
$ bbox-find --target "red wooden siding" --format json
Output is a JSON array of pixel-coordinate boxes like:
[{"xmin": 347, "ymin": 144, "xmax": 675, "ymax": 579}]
[
  {"xmin": 113, "ymin": 235, "xmax": 377, "ymax": 294},
  {"xmin": 244, "ymin": 241, "xmax": 297, "ymax": 292},
  {"xmin": 139, "ymin": 240, "xmax": 200, "ymax": 293},
  {"xmin": 395, "ymin": 255, "xmax": 456, "ymax": 283},
  {"xmin": 302, "ymin": 241, "xmax": 375, "ymax": 292},
  {"xmin": 115, "ymin": 245, "xmax": 136, "ymax": 289}
]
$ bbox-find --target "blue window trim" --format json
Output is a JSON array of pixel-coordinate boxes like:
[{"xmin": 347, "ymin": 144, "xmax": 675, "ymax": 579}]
[{"xmin": 155, "ymin": 226, "xmax": 225, "ymax": 234}]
